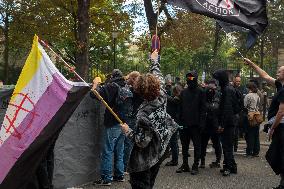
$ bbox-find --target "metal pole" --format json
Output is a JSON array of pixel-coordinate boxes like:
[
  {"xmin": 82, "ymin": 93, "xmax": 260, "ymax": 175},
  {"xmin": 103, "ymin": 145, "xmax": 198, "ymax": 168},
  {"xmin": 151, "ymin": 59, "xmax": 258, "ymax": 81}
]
[{"xmin": 113, "ymin": 38, "xmax": 116, "ymax": 69}]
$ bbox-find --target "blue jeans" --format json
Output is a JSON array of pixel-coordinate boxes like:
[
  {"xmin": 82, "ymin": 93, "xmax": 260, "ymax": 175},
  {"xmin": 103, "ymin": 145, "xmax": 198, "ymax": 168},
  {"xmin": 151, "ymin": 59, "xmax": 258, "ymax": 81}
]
[{"xmin": 101, "ymin": 125, "xmax": 125, "ymax": 182}]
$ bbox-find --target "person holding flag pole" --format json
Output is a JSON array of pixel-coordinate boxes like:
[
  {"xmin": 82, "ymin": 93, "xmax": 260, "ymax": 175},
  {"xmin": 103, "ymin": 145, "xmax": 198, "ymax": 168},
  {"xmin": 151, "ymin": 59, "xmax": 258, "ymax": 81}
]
[{"xmin": 244, "ymin": 58, "xmax": 284, "ymax": 189}]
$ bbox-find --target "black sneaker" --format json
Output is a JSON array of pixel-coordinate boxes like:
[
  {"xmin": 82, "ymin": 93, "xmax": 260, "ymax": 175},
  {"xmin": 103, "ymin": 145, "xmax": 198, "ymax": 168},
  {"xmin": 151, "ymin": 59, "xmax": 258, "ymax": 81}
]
[
  {"xmin": 165, "ymin": 161, "xmax": 178, "ymax": 166},
  {"xmin": 209, "ymin": 161, "xmax": 221, "ymax": 168},
  {"xmin": 230, "ymin": 167, "xmax": 237, "ymax": 174},
  {"xmin": 176, "ymin": 164, "xmax": 190, "ymax": 173},
  {"xmin": 93, "ymin": 179, "xmax": 111, "ymax": 186},
  {"xmin": 191, "ymin": 164, "xmax": 199, "ymax": 175},
  {"xmin": 113, "ymin": 176, "xmax": 125, "ymax": 182},
  {"xmin": 191, "ymin": 168, "xmax": 199, "ymax": 175}
]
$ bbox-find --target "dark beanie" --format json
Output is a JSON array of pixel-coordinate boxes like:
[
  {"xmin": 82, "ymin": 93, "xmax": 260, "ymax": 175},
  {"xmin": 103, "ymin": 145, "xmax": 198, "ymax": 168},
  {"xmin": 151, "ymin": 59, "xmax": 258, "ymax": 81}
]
[{"xmin": 111, "ymin": 69, "xmax": 123, "ymax": 78}]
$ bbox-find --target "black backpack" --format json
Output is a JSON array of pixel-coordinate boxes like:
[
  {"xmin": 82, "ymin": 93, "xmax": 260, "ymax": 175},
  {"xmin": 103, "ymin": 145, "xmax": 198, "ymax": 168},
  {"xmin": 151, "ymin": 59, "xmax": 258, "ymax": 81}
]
[{"xmin": 114, "ymin": 83, "xmax": 134, "ymax": 122}]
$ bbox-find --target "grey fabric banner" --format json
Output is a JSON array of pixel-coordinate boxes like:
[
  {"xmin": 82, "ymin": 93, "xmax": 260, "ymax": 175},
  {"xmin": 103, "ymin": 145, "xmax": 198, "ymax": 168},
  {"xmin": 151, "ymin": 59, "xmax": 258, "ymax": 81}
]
[
  {"xmin": 53, "ymin": 92, "xmax": 105, "ymax": 189},
  {"xmin": 0, "ymin": 90, "xmax": 104, "ymax": 189}
]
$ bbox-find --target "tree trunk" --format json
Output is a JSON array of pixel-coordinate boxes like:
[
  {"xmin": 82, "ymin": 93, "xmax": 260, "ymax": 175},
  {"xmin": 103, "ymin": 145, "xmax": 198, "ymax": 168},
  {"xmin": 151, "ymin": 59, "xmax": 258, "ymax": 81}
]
[
  {"xmin": 76, "ymin": 0, "xmax": 90, "ymax": 80},
  {"xmin": 213, "ymin": 22, "xmax": 221, "ymax": 60},
  {"xmin": 143, "ymin": 0, "xmax": 173, "ymax": 44},
  {"xmin": 3, "ymin": 13, "xmax": 9, "ymax": 84},
  {"xmin": 272, "ymin": 37, "xmax": 280, "ymax": 62},
  {"xmin": 210, "ymin": 22, "xmax": 221, "ymax": 72},
  {"xmin": 260, "ymin": 36, "xmax": 265, "ymax": 69},
  {"xmin": 143, "ymin": 0, "xmax": 157, "ymax": 32}
]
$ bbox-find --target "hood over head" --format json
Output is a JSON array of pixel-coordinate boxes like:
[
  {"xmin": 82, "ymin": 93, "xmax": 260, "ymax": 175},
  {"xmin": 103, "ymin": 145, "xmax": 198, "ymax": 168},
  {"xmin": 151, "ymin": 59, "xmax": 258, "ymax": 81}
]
[
  {"xmin": 111, "ymin": 69, "xmax": 123, "ymax": 79},
  {"xmin": 212, "ymin": 69, "xmax": 229, "ymax": 88}
]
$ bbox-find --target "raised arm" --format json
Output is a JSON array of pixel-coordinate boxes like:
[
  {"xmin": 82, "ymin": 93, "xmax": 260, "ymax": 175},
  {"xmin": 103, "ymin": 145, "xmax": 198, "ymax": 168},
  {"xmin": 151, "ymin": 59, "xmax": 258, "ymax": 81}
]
[
  {"xmin": 244, "ymin": 58, "xmax": 276, "ymax": 86},
  {"xmin": 149, "ymin": 50, "xmax": 165, "ymax": 87}
]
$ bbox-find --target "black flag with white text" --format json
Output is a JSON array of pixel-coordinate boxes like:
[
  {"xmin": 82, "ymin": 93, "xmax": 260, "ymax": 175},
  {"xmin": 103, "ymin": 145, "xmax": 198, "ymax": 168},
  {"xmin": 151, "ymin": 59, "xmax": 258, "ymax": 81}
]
[{"xmin": 167, "ymin": 0, "xmax": 268, "ymax": 35}]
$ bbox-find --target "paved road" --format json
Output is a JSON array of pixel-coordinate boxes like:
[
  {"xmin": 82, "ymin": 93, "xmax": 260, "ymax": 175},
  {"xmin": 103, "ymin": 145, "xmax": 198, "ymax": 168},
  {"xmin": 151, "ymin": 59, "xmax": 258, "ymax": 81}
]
[{"xmin": 82, "ymin": 143, "xmax": 279, "ymax": 189}]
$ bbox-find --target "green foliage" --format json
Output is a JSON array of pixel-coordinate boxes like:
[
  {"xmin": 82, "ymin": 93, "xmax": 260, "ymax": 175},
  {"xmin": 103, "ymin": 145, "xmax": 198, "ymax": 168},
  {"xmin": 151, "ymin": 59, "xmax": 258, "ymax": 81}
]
[{"xmin": 0, "ymin": 0, "xmax": 133, "ymax": 83}]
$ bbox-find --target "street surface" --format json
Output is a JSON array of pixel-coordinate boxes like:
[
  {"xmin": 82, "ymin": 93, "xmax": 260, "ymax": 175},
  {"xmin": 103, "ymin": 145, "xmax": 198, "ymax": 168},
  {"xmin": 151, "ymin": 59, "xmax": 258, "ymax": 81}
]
[{"xmin": 83, "ymin": 142, "xmax": 279, "ymax": 189}]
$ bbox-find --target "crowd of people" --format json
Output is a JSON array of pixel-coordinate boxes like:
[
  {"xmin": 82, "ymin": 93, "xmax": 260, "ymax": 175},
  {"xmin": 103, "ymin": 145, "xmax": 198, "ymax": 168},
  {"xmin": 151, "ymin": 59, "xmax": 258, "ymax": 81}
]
[
  {"xmin": 88, "ymin": 50, "xmax": 284, "ymax": 189},
  {"xmin": 24, "ymin": 50, "xmax": 283, "ymax": 189}
]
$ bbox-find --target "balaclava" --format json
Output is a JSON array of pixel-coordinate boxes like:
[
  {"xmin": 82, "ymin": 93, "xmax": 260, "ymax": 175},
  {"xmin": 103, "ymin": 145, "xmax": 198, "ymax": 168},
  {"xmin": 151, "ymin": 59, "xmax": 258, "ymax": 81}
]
[{"xmin": 186, "ymin": 71, "xmax": 198, "ymax": 89}]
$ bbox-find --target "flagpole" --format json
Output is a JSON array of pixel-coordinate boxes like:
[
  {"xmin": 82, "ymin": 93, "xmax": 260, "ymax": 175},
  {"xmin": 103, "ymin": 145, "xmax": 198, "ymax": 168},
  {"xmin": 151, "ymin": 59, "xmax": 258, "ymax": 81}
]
[
  {"xmin": 39, "ymin": 39, "xmax": 86, "ymax": 83},
  {"xmin": 39, "ymin": 39, "xmax": 124, "ymax": 125}
]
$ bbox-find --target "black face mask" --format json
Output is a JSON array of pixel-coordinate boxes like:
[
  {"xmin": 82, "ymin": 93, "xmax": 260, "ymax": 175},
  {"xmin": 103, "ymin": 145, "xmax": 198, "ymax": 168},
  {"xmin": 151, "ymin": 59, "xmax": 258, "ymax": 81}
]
[{"xmin": 187, "ymin": 80, "xmax": 197, "ymax": 89}]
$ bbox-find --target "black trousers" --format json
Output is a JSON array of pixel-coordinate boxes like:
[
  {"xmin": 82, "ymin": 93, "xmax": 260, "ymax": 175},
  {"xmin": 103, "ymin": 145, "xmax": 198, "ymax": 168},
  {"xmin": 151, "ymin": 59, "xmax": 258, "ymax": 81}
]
[
  {"xmin": 266, "ymin": 124, "xmax": 284, "ymax": 175},
  {"xmin": 180, "ymin": 126, "xmax": 201, "ymax": 166},
  {"xmin": 129, "ymin": 161, "xmax": 161, "ymax": 189},
  {"xmin": 201, "ymin": 131, "xmax": 222, "ymax": 162},
  {"xmin": 246, "ymin": 125, "xmax": 260, "ymax": 155},
  {"xmin": 221, "ymin": 126, "xmax": 237, "ymax": 170},
  {"xmin": 233, "ymin": 114, "xmax": 241, "ymax": 151}
]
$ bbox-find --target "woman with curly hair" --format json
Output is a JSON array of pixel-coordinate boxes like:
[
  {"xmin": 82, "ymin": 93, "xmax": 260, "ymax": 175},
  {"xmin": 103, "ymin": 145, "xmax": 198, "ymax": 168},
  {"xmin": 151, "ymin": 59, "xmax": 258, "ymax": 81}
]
[{"xmin": 121, "ymin": 50, "xmax": 178, "ymax": 189}]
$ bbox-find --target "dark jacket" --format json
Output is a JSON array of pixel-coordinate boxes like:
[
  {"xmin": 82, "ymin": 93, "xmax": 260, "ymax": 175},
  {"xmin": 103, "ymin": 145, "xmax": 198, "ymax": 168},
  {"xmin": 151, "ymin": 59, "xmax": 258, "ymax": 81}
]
[
  {"xmin": 213, "ymin": 70, "xmax": 240, "ymax": 128},
  {"xmin": 167, "ymin": 95, "xmax": 181, "ymax": 124},
  {"xmin": 179, "ymin": 86, "xmax": 206, "ymax": 128},
  {"xmin": 205, "ymin": 88, "xmax": 221, "ymax": 132},
  {"xmin": 126, "ymin": 58, "xmax": 178, "ymax": 173},
  {"xmin": 132, "ymin": 88, "xmax": 144, "ymax": 117},
  {"xmin": 234, "ymin": 86, "xmax": 245, "ymax": 112},
  {"xmin": 90, "ymin": 77, "xmax": 126, "ymax": 127}
]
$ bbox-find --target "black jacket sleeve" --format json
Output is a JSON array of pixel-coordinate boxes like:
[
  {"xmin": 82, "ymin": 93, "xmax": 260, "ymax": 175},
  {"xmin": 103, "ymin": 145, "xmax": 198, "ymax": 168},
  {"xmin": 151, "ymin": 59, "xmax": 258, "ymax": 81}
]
[
  {"xmin": 199, "ymin": 89, "xmax": 207, "ymax": 130},
  {"xmin": 90, "ymin": 83, "xmax": 118, "ymax": 106}
]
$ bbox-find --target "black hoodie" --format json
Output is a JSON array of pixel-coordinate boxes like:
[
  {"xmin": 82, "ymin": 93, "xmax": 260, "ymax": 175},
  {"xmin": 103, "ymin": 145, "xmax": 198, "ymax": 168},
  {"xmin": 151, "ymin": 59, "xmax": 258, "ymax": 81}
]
[
  {"xmin": 212, "ymin": 70, "xmax": 240, "ymax": 128},
  {"xmin": 90, "ymin": 77, "xmax": 126, "ymax": 127},
  {"xmin": 179, "ymin": 71, "xmax": 206, "ymax": 128}
]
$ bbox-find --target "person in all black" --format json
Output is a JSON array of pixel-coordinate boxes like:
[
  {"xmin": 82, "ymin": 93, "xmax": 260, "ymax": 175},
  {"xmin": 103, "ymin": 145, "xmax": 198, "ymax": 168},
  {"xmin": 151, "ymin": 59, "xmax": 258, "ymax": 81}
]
[
  {"xmin": 213, "ymin": 69, "xmax": 240, "ymax": 176},
  {"xmin": 232, "ymin": 75, "xmax": 246, "ymax": 152},
  {"xmin": 176, "ymin": 71, "xmax": 206, "ymax": 175},
  {"xmin": 200, "ymin": 79, "xmax": 222, "ymax": 169},
  {"xmin": 244, "ymin": 58, "xmax": 284, "ymax": 189}
]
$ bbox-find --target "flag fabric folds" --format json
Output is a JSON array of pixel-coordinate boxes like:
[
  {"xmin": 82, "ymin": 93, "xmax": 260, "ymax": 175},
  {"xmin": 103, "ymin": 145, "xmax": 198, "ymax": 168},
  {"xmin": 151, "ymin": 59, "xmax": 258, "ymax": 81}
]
[
  {"xmin": 0, "ymin": 35, "xmax": 89, "ymax": 189},
  {"xmin": 167, "ymin": 0, "xmax": 268, "ymax": 35},
  {"xmin": 216, "ymin": 20, "xmax": 258, "ymax": 49}
]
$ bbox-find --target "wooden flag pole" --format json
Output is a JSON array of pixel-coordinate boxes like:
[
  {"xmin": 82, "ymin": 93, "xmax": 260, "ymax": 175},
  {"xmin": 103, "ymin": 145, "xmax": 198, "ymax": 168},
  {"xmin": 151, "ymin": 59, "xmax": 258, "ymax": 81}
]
[{"xmin": 39, "ymin": 38, "xmax": 124, "ymax": 125}]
